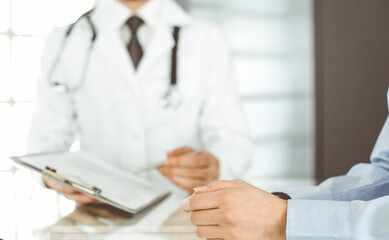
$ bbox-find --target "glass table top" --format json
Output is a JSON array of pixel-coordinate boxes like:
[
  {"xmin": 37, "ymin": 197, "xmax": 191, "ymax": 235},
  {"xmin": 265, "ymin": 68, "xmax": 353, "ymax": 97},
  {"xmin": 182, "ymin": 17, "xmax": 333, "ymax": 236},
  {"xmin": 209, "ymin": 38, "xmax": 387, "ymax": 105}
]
[
  {"xmin": 0, "ymin": 164, "xmax": 315, "ymax": 240},
  {"xmin": 0, "ymin": 168, "xmax": 199, "ymax": 240}
]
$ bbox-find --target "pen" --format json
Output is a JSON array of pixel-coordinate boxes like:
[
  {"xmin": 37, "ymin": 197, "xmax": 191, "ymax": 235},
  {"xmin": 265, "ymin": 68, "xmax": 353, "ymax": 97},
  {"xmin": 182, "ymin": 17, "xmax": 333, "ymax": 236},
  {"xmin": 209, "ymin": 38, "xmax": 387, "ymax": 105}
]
[
  {"xmin": 131, "ymin": 151, "xmax": 201, "ymax": 174},
  {"xmin": 131, "ymin": 161, "xmax": 165, "ymax": 174}
]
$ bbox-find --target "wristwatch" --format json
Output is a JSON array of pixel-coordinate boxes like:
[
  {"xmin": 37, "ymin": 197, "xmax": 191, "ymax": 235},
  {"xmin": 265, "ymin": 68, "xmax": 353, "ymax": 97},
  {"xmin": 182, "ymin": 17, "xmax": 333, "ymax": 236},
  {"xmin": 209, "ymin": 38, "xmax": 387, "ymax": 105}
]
[{"xmin": 272, "ymin": 192, "xmax": 291, "ymax": 200}]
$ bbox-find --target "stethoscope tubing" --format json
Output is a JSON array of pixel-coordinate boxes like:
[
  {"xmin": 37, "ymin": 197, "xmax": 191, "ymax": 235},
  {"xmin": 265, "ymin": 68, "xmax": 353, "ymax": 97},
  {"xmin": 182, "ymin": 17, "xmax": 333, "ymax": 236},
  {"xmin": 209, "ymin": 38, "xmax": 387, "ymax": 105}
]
[{"xmin": 47, "ymin": 8, "xmax": 182, "ymax": 109}]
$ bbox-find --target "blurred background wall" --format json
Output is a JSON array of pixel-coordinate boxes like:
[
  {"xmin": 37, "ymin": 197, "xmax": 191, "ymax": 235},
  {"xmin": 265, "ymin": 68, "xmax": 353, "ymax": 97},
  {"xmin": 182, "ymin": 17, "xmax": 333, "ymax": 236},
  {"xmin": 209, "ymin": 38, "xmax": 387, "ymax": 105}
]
[
  {"xmin": 314, "ymin": 0, "xmax": 389, "ymax": 181},
  {"xmin": 0, "ymin": 0, "xmax": 316, "ymax": 184},
  {"xmin": 184, "ymin": 0, "xmax": 315, "ymax": 183}
]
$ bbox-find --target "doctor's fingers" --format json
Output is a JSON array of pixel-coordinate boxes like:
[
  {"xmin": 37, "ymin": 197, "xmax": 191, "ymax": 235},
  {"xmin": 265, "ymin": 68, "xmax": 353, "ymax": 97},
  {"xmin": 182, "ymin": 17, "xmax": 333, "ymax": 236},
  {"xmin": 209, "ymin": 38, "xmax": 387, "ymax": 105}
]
[
  {"xmin": 158, "ymin": 165, "xmax": 219, "ymax": 179},
  {"xmin": 44, "ymin": 177, "xmax": 79, "ymax": 194},
  {"xmin": 167, "ymin": 152, "xmax": 216, "ymax": 168},
  {"xmin": 168, "ymin": 146, "xmax": 195, "ymax": 157},
  {"xmin": 64, "ymin": 192, "xmax": 100, "ymax": 204}
]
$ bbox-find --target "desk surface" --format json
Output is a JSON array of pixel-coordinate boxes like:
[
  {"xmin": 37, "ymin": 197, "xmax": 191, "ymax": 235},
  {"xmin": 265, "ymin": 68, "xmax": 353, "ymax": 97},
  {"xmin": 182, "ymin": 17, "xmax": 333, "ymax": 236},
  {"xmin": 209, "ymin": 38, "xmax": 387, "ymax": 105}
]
[{"xmin": 0, "ymin": 167, "xmax": 315, "ymax": 240}]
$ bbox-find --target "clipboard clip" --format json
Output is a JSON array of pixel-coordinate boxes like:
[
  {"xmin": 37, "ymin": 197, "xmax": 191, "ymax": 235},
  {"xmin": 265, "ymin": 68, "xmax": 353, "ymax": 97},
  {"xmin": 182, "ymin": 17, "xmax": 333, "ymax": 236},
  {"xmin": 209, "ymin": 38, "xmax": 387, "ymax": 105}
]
[{"xmin": 44, "ymin": 167, "xmax": 102, "ymax": 196}]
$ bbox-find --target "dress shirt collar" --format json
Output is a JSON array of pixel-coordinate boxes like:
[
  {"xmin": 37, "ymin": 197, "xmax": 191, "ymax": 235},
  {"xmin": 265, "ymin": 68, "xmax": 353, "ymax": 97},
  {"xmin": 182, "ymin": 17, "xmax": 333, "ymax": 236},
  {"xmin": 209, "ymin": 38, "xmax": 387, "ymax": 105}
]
[
  {"xmin": 137, "ymin": 0, "xmax": 164, "ymax": 30},
  {"xmin": 95, "ymin": 0, "xmax": 190, "ymax": 33},
  {"xmin": 96, "ymin": 0, "xmax": 130, "ymax": 32}
]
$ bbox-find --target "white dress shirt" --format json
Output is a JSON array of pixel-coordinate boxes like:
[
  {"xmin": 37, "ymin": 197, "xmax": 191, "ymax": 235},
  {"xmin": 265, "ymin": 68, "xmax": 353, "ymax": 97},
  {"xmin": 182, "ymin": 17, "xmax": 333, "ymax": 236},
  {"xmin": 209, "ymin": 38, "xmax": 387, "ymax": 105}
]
[{"xmin": 115, "ymin": 0, "xmax": 160, "ymax": 51}]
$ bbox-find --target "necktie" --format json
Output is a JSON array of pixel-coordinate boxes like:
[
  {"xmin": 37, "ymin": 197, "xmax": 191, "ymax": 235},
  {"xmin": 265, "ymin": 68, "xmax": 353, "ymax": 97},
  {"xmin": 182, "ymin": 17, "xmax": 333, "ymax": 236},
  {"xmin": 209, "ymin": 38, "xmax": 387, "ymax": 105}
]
[{"xmin": 126, "ymin": 16, "xmax": 144, "ymax": 70}]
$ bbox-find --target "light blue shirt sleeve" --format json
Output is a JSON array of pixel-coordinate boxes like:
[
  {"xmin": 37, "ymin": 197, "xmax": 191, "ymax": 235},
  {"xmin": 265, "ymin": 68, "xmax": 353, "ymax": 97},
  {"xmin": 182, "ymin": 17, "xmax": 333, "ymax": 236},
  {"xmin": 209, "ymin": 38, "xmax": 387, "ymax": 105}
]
[
  {"xmin": 285, "ymin": 116, "xmax": 389, "ymax": 201},
  {"xmin": 286, "ymin": 89, "xmax": 389, "ymax": 239},
  {"xmin": 287, "ymin": 196, "xmax": 389, "ymax": 239}
]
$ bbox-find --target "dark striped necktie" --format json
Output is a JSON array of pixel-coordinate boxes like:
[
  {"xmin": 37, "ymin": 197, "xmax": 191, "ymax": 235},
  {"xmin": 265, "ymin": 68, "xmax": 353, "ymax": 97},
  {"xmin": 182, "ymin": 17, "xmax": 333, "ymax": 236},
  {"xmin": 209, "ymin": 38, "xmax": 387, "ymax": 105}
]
[{"xmin": 126, "ymin": 16, "xmax": 144, "ymax": 70}]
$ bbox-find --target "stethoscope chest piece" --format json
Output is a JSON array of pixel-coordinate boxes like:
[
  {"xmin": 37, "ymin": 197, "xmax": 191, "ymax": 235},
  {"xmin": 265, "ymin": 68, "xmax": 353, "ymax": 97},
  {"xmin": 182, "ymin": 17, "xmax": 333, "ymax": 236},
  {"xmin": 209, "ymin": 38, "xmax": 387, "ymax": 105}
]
[
  {"xmin": 50, "ymin": 80, "xmax": 78, "ymax": 93},
  {"xmin": 161, "ymin": 86, "xmax": 182, "ymax": 110}
]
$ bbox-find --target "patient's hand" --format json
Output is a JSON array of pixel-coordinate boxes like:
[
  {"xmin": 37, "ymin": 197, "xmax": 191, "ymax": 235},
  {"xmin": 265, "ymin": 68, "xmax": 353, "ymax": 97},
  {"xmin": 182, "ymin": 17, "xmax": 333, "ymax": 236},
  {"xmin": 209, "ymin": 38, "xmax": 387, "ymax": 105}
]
[
  {"xmin": 43, "ymin": 175, "xmax": 103, "ymax": 204},
  {"xmin": 158, "ymin": 146, "xmax": 219, "ymax": 193},
  {"xmin": 182, "ymin": 180, "xmax": 288, "ymax": 240}
]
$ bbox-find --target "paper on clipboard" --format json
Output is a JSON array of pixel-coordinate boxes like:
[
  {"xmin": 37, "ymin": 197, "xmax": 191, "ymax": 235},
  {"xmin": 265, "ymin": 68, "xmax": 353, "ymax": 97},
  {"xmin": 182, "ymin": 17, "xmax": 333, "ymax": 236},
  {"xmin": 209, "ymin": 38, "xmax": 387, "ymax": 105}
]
[{"xmin": 11, "ymin": 151, "xmax": 171, "ymax": 214}]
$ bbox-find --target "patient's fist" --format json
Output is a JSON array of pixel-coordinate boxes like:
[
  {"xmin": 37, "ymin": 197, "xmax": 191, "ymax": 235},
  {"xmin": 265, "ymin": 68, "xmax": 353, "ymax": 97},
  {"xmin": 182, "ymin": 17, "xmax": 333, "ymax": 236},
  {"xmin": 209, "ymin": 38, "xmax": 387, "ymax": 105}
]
[{"xmin": 182, "ymin": 180, "xmax": 288, "ymax": 240}]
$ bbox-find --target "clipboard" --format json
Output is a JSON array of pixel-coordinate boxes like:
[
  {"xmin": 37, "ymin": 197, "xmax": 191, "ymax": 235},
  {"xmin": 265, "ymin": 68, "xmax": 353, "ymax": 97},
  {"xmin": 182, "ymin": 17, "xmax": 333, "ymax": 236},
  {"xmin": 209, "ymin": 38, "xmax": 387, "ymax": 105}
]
[{"xmin": 11, "ymin": 151, "xmax": 171, "ymax": 214}]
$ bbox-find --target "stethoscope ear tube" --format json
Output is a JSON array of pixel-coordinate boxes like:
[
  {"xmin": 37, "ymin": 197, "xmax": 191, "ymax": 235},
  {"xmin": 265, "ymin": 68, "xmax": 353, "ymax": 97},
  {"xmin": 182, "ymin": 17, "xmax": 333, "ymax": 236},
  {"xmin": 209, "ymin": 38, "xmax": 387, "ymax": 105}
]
[
  {"xmin": 171, "ymin": 26, "xmax": 180, "ymax": 87},
  {"xmin": 66, "ymin": 9, "xmax": 96, "ymax": 37},
  {"xmin": 48, "ymin": 9, "xmax": 97, "ymax": 93},
  {"xmin": 161, "ymin": 26, "xmax": 181, "ymax": 110},
  {"xmin": 48, "ymin": 9, "xmax": 183, "ymax": 110},
  {"xmin": 85, "ymin": 13, "xmax": 97, "ymax": 42}
]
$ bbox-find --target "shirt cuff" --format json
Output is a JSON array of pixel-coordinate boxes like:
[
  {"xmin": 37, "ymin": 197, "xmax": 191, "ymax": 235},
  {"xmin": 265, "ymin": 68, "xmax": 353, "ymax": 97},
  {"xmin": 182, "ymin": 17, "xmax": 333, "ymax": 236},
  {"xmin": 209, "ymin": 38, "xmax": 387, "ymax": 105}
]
[
  {"xmin": 287, "ymin": 199, "xmax": 350, "ymax": 240},
  {"xmin": 284, "ymin": 186, "xmax": 333, "ymax": 200}
]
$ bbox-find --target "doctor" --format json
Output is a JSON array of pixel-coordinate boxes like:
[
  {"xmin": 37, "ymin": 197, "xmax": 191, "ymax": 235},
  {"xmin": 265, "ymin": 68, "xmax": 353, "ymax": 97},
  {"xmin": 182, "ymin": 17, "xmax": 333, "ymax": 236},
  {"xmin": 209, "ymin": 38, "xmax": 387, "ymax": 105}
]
[
  {"xmin": 28, "ymin": 0, "xmax": 252, "ymax": 203},
  {"xmin": 183, "ymin": 88, "xmax": 389, "ymax": 240}
]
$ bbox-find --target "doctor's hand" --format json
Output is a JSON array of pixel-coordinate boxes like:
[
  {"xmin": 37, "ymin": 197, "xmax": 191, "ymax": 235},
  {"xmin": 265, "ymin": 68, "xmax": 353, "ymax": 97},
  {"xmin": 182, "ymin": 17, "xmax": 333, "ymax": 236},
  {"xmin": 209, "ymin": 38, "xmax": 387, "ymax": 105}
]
[
  {"xmin": 43, "ymin": 175, "xmax": 103, "ymax": 204},
  {"xmin": 158, "ymin": 146, "xmax": 219, "ymax": 194},
  {"xmin": 182, "ymin": 180, "xmax": 288, "ymax": 240}
]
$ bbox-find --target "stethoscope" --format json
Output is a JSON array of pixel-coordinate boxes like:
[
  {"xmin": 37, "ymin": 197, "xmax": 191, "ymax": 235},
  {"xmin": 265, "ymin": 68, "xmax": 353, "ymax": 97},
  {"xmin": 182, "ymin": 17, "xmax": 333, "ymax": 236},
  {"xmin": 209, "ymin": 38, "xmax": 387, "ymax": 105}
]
[{"xmin": 48, "ymin": 9, "xmax": 182, "ymax": 110}]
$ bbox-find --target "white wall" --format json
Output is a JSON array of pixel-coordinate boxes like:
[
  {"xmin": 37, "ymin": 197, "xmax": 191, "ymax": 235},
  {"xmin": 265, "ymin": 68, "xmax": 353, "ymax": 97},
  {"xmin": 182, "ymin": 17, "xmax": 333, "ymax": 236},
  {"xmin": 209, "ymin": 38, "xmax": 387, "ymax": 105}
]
[{"xmin": 185, "ymin": 0, "xmax": 315, "ymax": 180}]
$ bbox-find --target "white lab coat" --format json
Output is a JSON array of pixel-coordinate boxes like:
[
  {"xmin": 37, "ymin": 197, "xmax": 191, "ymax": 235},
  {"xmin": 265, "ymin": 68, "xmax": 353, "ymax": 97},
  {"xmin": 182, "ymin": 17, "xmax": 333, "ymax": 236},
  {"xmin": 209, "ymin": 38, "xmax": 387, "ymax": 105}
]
[{"xmin": 27, "ymin": 0, "xmax": 252, "ymax": 193}]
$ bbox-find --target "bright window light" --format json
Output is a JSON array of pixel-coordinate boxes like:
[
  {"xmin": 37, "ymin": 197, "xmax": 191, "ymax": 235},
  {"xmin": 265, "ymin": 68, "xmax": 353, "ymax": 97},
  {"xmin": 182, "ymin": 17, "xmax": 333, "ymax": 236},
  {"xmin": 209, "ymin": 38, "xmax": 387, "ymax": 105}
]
[
  {"xmin": 11, "ymin": 36, "xmax": 43, "ymax": 101},
  {"xmin": 11, "ymin": 0, "xmax": 54, "ymax": 36},
  {"xmin": 11, "ymin": 0, "xmax": 95, "ymax": 36},
  {"xmin": 12, "ymin": 103, "xmax": 34, "ymax": 156},
  {"xmin": 0, "ymin": 104, "xmax": 13, "ymax": 170},
  {"xmin": 0, "ymin": 35, "xmax": 11, "ymax": 101},
  {"xmin": 0, "ymin": 0, "xmax": 10, "ymax": 32},
  {"xmin": 15, "ymin": 170, "xmax": 60, "ymax": 236},
  {"xmin": 0, "ymin": 173, "xmax": 16, "ymax": 240}
]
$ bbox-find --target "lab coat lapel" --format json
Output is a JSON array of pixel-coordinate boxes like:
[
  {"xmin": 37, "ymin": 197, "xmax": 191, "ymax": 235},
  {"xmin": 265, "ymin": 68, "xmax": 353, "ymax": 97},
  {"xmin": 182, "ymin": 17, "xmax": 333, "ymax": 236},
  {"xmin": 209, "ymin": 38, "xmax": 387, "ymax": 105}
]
[
  {"xmin": 94, "ymin": 29, "xmax": 136, "ymax": 82},
  {"xmin": 91, "ymin": 1, "xmax": 140, "ymax": 94},
  {"xmin": 137, "ymin": 27, "xmax": 174, "ymax": 74},
  {"xmin": 90, "ymin": 0, "xmax": 191, "ymax": 95},
  {"xmin": 137, "ymin": 0, "xmax": 191, "ymax": 74}
]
